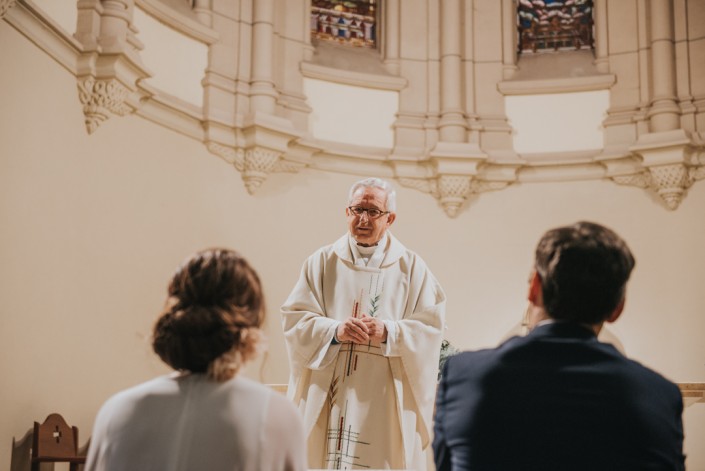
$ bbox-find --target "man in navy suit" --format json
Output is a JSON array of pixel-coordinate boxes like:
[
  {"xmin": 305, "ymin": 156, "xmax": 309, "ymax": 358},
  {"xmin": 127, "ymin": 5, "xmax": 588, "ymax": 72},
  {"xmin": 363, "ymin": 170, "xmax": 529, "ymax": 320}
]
[{"xmin": 433, "ymin": 221, "xmax": 685, "ymax": 471}]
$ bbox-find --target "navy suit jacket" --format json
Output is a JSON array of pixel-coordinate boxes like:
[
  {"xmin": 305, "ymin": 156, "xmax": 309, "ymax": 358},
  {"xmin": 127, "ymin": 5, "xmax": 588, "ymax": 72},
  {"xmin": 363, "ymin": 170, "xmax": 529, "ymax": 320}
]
[{"xmin": 433, "ymin": 322, "xmax": 685, "ymax": 471}]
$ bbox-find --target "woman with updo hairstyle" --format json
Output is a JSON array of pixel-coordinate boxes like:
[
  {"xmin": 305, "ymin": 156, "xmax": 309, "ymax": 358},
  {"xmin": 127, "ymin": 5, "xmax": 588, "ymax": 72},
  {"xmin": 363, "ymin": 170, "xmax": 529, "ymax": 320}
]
[{"xmin": 85, "ymin": 249, "xmax": 307, "ymax": 471}]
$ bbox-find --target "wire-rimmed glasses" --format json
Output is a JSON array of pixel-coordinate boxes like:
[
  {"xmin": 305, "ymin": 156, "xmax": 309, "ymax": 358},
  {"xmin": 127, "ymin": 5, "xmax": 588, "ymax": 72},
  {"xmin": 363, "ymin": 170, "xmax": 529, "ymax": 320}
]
[{"xmin": 348, "ymin": 206, "xmax": 390, "ymax": 219}]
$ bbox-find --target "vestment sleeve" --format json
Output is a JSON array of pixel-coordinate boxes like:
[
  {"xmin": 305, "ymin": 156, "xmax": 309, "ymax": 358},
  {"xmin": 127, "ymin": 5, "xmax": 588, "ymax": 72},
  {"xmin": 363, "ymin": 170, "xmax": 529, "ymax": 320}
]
[
  {"xmin": 382, "ymin": 254, "xmax": 446, "ymax": 449},
  {"xmin": 281, "ymin": 253, "xmax": 341, "ymax": 375}
]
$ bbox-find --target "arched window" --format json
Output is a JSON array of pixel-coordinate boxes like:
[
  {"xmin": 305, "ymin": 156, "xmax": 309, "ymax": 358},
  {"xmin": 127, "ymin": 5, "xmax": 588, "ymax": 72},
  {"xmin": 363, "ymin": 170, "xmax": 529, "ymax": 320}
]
[
  {"xmin": 311, "ymin": 0, "xmax": 378, "ymax": 48},
  {"xmin": 517, "ymin": 0, "xmax": 594, "ymax": 54}
]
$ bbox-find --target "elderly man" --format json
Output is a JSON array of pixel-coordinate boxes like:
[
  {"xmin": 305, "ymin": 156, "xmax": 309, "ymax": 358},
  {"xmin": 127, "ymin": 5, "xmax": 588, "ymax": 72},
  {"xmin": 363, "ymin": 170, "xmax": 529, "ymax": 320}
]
[
  {"xmin": 433, "ymin": 221, "xmax": 685, "ymax": 471},
  {"xmin": 282, "ymin": 177, "xmax": 446, "ymax": 470}
]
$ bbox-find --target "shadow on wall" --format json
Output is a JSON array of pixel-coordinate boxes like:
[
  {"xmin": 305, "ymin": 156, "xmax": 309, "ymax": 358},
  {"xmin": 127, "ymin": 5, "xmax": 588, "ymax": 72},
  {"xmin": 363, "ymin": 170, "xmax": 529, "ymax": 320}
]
[{"xmin": 10, "ymin": 429, "xmax": 32, "ymax": 471}]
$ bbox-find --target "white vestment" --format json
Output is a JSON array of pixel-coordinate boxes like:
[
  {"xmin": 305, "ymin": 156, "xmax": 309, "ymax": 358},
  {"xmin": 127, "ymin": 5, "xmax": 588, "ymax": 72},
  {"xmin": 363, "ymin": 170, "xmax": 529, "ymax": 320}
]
[{"xmin": 281, "ymin": 233, "xmax": 446, "ymax": 470}]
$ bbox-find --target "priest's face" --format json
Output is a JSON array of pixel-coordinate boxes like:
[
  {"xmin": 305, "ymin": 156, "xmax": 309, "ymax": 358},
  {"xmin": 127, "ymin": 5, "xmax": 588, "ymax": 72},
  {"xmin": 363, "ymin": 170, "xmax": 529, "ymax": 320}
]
[{"xmin": 346, "ymin": 187, "xmax": 396, "ymax": 247}]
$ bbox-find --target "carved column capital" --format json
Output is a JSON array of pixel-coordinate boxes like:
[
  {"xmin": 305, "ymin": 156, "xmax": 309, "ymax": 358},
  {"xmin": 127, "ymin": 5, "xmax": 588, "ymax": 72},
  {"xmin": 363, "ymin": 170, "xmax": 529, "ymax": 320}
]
[
  {"xmin": 626, "ymin": 129, "xmax": 699, "ymax": 210},
  {"xmin": 74, "ymin": 0, "xmax": 149, "ymax": 133},
  {"xmin": 398, "ymin": 174, "xmax": 510, "ymax": 218},
  {"xmin": 433, "ymin": 175, "xmax": 472, "ymax": 218},
  {"xmin": 611, "ymin": 164, "xmax": 702, "ymax": 210},
  {"xmin": 0, "ymin": 0, "xmax": 16, "ymax": 19},
  {"xmin": 647, "ymin": 163, "xmax": 692, "ymax": 210},
  {"xmin": 207, "ymin": 142, "xmax": 309, "ymax": 195},
  {"xmin": 77, "ymin": 77, "xmax": 132, "ymax": 134},
  {"xmin": 239, "ymin": 147, "xmax": 281, "ymax": 194},
  {"xmin": 398, "ymin": 176, "xmax": 471, "ymax": 218}
]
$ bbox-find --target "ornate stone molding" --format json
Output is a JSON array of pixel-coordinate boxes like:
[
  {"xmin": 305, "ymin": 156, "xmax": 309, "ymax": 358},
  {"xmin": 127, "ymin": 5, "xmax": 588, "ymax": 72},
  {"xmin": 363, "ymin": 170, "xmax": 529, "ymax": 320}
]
[
  {"xmin": 624, "ymin": 130, "xmax": 701, "ymax": 210},
  {"xmin": 207, "ymin": 141, "xmax": 307, "ymax": 195},
  {"xmin": 433, "ymin": 175, "xmax": 473, "ymax": 218},
  {"xmin": 648, "ymin": 163, "xmax": 692, "ymax": 210},
  {"xmin": 612, "ymin": 166, "xmax": 701, "ymax": 211},
  {"xmin": 605, "ymin": 130, "xmax": 705, "ymax": 210},
  {"xmin": 74, "ymin": 0, "xmax": 151, "ymax": 134},
  {"xmin": 7, "ymin": 0, "xmax": 704, "ymax": 217},
  {"xmin": 690, "ymin": 165, "xmax": 705, "ymax": 183},
  {"xmin": 77, "ymin": 78, "xmax": 132, "ymax": 134},
  {"xmin": 611, "ymin": 172, "xmax": 651, "ymax": 189},
  {"xmin": 238, "ymin": 147, "xmax": 281, "ymax": 194},
  {"xmin": 0, "ymin": 0, "xmax": 16, "ymax": 19},
  {"xmin": 398, "ymin": 175, "xmax": 511, "ymax": 218}
]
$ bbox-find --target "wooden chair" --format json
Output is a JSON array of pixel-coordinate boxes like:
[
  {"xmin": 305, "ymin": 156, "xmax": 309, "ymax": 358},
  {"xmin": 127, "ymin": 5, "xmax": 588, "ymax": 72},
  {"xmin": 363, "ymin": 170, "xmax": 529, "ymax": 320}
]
[{"xmin": 31, "ymin": 413, "xmax": 86, "ymax": 471}]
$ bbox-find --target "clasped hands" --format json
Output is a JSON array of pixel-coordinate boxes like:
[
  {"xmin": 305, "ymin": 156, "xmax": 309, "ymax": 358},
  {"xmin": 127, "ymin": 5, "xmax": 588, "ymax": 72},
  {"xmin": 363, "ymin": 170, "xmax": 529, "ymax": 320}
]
[{"xmin": 336, "ymin": 314, "xmax": 387, "ymax": 344}]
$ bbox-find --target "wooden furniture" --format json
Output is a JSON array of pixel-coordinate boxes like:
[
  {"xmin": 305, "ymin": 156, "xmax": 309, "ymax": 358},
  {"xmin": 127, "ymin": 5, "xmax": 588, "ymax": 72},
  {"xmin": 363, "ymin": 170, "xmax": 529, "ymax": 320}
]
[
  {"xmin": 679, "ymin": 383, "xmax": 705, "ymax": 408},
  {"xmin": 31, "ymin": 413, "xmax": 86, "ymax": 471}
]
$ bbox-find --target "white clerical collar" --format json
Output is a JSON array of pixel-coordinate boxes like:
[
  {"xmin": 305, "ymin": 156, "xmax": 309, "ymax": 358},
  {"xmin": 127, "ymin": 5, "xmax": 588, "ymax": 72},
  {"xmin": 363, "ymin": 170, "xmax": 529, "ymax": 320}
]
[{"xmin": 349, "ymin": 233, "xmax": 388, "ymax": 267}]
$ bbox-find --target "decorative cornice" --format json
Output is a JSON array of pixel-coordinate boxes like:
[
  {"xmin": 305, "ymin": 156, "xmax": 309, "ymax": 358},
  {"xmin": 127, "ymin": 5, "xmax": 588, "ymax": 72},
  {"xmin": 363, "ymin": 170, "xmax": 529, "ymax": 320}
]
[
  {"xmin": 5, "ymin": 0, "xmax": 704, "ymax": 217},
  {"xmin": 77, "ymin": 77, "xmax": 132, "ymax": 134},
  {"xmin": 239, "ymin": 147, "xmax": 282, "ymax": 194},
  {"xmin": 207, "ymin": 141, "xmax": 240, "ymax": 165},
  {"xmin": 398, "ymin": 175, "xmax": 512, "ymax": 218},
  {"xmin": 611, "ymin": 172, "xmax": 651, "ymax": 189},
  {"xmin": 433, "ymin": 175, "xmax": 473, "ymax": 218},
  {"xmin": 0, "ymin": 0, "xmax": 16, "ymax": 19},
  {"xmin": 648, "ymin": 163, "xmax": 692, "ymax": 210},
  {"xmin": 207, "ymin": 141, "xmax": 307, "ymax": 195},
  {"xmin": 625, "ymin": 130, "xmax": 700, "ymax": 210},
  {"xmin": 72, "ymin": 0, "xmax": 152, "ymax": 133}
]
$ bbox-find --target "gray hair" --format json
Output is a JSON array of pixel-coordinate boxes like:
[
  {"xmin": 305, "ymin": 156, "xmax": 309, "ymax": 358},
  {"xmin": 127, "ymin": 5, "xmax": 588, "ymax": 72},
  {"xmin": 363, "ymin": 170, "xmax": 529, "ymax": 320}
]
[{"xmin": 347, "ymin": 177, "xmax": 397, "ymax": 212}]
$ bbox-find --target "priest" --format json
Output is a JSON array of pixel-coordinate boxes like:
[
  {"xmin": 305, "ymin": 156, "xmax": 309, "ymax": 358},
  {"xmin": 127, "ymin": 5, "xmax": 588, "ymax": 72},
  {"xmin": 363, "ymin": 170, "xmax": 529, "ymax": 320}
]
[{"xmin": 281, "ymin": 177, "xmax": 446, "ymax": 470}]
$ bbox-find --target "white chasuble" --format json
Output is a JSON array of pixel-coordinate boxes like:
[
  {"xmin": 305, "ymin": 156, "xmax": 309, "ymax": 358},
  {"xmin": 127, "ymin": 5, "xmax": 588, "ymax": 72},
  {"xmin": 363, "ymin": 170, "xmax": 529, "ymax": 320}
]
[{"xmin": 282, "ymin": 233, "xmax": 446, "ymax": 470}]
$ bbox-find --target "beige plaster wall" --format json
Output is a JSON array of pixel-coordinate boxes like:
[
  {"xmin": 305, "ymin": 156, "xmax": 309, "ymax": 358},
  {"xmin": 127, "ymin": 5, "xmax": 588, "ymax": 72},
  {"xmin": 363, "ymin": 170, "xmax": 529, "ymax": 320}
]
[{"xmin": 1, "ymin": 19, "xmax": 704, "ymax": 471}]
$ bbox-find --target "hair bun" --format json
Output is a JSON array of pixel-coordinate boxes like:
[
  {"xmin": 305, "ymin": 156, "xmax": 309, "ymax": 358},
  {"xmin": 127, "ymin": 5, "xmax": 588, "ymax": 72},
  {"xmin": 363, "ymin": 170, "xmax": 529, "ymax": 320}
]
[
  {"xmin": 153, "ymin": 305, "xmax": 237, "ymax": 373},
  {"xmin": 153, "ymin": 248, "xmax": 265, "ymax": 380}
]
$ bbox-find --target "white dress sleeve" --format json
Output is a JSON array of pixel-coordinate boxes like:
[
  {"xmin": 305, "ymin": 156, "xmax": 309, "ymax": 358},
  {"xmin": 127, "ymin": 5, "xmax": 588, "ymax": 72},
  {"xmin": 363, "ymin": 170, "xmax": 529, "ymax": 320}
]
[{"xmin": 261, "ymin": 391, "xmax": 308, "ymax": 471}]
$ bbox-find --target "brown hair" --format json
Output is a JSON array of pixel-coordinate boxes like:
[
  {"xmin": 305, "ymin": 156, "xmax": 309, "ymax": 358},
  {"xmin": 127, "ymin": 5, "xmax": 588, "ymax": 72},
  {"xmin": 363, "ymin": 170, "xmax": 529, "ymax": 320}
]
[
  {"xmin": 534, "ymin": 221, "xmax": 635, "ymax": 324},
  {"xmin": 152, "ymin": 248, "xmax": 265, "ymax": 381}
]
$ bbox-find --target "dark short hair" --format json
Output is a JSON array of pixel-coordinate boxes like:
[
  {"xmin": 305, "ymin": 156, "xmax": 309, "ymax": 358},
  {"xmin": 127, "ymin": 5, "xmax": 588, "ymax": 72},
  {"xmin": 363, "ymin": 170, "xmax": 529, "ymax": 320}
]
[
  {"xmin": 534, "ymin": 221, "xmax": 635, "ymax": 324},
  {"xmin": 152, "ymin": 248, "xmax": 264, "ymax": 379}
]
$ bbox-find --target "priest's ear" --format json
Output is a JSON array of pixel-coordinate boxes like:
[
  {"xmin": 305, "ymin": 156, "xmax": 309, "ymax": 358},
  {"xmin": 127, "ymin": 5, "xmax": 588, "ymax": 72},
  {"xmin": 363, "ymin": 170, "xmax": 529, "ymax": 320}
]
[
  {"xmin": 606, "ymin": 297, "xmax": 625, "ymax": 324},
  {"xmin": 527, "ymin": 271, "xmax": 543, "ymax": 308},
  {"xmin": 385, "ymin": 212, "xmax": 396, "ymax": 226}
]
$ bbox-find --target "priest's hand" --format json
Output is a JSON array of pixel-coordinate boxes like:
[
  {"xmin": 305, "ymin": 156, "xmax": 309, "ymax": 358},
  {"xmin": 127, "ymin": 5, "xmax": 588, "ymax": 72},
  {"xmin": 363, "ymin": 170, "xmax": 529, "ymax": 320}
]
[
  {"xmin": 336, "ymin": 317, "xmax": 370, "ymax": 343},
  {"xmin": 361, "ymin": 314, "xmax": 387, "ymax": 343}
]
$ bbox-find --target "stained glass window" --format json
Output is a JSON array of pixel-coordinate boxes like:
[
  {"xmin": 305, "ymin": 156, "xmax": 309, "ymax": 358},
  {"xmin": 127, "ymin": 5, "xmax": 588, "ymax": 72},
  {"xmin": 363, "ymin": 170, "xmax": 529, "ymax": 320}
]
[
  {"xmin": 311, "ymin": 0, "xmax": 378, "ymax": 48},
  {"xmin": 517, "ymin": 0, "xmax": 594, "ymax": 54}
]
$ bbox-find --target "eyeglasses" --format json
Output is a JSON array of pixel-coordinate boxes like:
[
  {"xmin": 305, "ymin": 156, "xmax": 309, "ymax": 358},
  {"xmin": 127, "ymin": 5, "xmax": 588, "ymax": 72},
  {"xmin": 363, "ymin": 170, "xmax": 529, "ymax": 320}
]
[{"xmin": 348, "ymin": 206, "xmax": 390, "ymax": 219}]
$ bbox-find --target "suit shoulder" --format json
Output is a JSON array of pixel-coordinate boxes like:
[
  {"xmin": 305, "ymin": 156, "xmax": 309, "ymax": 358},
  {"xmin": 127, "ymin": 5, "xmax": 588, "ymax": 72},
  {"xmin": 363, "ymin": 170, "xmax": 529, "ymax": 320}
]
[
  {"xmin": 623, "ymin": 357, "xmax": 681, "ymax": 393},
  {"xmin": 444, "ymin": 347, "xmax": 501, "ymax": 373}
]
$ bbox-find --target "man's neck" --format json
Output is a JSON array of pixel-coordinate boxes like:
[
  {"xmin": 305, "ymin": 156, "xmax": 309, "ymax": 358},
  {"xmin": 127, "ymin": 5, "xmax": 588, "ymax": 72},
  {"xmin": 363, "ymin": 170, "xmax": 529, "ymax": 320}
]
[{"xmin": 536, "ymin": 318, "xmax": 603, "ymax": 336}]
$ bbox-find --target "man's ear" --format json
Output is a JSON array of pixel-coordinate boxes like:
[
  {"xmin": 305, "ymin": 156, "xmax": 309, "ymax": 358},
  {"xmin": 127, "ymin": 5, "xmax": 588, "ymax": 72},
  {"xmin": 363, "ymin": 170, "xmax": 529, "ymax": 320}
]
[
  {"xmin": 386, "ymin": 212, "xmax": 396, "ymax": 226},
  {"xmin": 528, "ymin": 271, "xmax": 543, "ymax": 307},
  {"xmin": 606, "ymin": 298, "xmax": 625, "ymax": 324}
]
